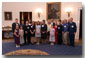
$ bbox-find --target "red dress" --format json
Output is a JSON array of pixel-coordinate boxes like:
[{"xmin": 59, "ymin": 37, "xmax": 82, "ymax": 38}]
[{"xmin": 54, "ymin": 26, "xmax": 58, "ymax": 43}]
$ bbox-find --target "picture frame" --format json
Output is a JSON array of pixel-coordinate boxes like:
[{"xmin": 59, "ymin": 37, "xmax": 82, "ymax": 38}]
[
  {"xmin": 47, "ymin": 2, "xmax": 61, "ymax": 21},
  {"xmin": 4, "ymin": 12, "xmax": 12, "ymax": 20}
]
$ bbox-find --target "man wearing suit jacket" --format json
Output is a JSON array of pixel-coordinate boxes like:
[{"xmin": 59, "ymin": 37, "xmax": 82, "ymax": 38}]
[
  {"xmin": 68, "ymin": 18, "xmax": 77, "ymax": 47},
  {"xmin": 12, "ymin": 18, "xmax": 19, "ymax": 33}
]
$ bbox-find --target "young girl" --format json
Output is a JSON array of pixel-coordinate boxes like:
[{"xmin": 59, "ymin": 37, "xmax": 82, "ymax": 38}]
[
  {"xmin": 30, "ymin": 22, "xmax": 35, "ymax": 44},
  {"xmin": 19, "ymin": 25, "xmax": 24, "ymax": 45},
  {"xmin": 35, "ymin": 21, "xmax": 41, "ymax": 45},
  {"xmin": 49, "ymin": 25, "xmax": 55, "ymax": 45},
  {"xmin": 14, "ymin": 25, "xmax": 20, "ymax": 47}
]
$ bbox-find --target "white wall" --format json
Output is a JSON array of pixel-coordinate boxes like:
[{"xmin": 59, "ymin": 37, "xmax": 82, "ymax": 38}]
[
  {"xmin": 2, "ymin": 2, "xmax": 47, "ymax": 27},
  {"xmin": 2, "ymin": 2, "xmax": 82, "ymax": 39},
  {"xmin": 61, "ymin": 2, "xmax": 82, "ymax": 40}
]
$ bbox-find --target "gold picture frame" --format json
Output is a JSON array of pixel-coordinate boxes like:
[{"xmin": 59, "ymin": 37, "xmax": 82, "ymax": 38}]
[
  {"xmin": 47, "ymin": 2, "xmax": 61, "ymax": 21},
  {"xmin": 4, "ymin": 12, "xmax": 12, "ymax": 20}
]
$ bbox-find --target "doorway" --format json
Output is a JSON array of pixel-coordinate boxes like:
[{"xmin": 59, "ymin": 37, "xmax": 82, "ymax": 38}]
[
  {"xmin": 79, "ymin": 9, "xmax": 82, "ymax": 40},
  {"xmin": 20, "ymin": 12, "xmax": 32, "ymax": 24}
]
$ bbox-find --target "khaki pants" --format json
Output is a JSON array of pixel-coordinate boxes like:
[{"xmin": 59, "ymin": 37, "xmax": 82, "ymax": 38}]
[
  {"xmin": 62, "ymin": 32, "xmax": 68, "ymax": 45},
  {"xmin": 67, "ymin": 35, "xmax": 70, "ymax": 45}
]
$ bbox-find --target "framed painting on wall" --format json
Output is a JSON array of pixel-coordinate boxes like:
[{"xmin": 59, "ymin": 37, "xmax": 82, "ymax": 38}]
[
  {"xmin": 47, "ymin": 2, "xmax": 61, "ymax": 21},
  {"xmin": 4, "ymin": 12, "xmax": 12, "ymax": 20}
]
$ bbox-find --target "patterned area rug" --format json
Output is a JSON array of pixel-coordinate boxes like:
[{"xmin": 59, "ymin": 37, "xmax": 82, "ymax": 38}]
[
  {"xmin": 2, "ymin": 42, "xmax": 82, "ymax": 55},
  {"xmin": 5, "ymin": 49, "xmax": 49, "ymax": 55}
]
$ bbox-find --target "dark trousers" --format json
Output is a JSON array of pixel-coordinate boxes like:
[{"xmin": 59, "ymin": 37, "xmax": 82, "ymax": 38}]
[
  {"xmin": 69, "ymin": 33, "xmax": 75, "ymax": 46},
  {"xmin": 24, "ymin": 33, "xmax": 27, "ymax": 44},
  {"xmin": 27, "ymin": 34, "xmax": 31, "ymax": 45},
  {"xmin": 41, "ymin": 33, "xmax": 47, "ymax": 39},
  {"xmin": 58, "ymin": 33, "xmax": 62, "ymax": 44}
]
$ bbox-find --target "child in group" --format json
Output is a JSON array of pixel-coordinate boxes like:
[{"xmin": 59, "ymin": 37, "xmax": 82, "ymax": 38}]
[
  {"xmin": 30, "ymin": 22, "xmax": 35, "ymax": 45},
  {"xmin": 14, "ymin": 25, "xmax": 20, "ymax": 47},
  {"xmin": 19, "ymin": 25, "xmax": 24, "ymax": 45},
  {"xmin": 49, "ymin": 25, "xmax": 55, "ymax": 45},
  {"xmin": 35, "ymin": 21, "xmax": 41, "ymax": 45}
]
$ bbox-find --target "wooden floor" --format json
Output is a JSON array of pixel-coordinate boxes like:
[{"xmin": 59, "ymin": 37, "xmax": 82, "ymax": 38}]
[
  {"xmin": 75, "ymin": 39, "xmax": 82, "ymax": 46},
  {"xmin": 2, "ymin": 38, "xmax": 14, "ymax": 43}
]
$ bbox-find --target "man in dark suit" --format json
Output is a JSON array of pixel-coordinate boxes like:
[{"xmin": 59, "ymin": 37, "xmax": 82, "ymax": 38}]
[
  {"xmin": 12, "ymin": 18, "xmax": 19, "ymax": 33},
  {"xmin": 68, "ymin": 18, "xmax": 77, "ymax": 47},
  {"xmin": 24, "ymin": 20, "xmax": 31, "ymax": 45}
]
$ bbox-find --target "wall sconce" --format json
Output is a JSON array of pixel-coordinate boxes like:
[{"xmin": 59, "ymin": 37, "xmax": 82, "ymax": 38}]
[
  {"xmin": 36, "ymin": 8, "xmax": 42, "ymax": 18},
  {"xmin": 65, "ymin": 7, "xmax": 72, "ymax": 17}
]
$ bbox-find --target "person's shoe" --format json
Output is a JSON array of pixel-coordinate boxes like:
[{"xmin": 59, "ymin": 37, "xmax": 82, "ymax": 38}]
[
  {"xmin": 16, "ymin": 45, "xmax": 18, "ymax": 48},
  {"xmin": 18, "ymin": 45, "xmax": 20, "ymax": 47},
  {"xmin": 16, "ymin": 45, "xmax": 20, "ymax": 48},
  {"xmin": 20, "ymin": 44, "xmax": 23, "ymax": 46},
  {"xmin": 51, "ymin": 43, "xmax": 54, "ymax": 45},
  {"xmin": 36, "ymin": 43, "xmax": 39, "ymax": 45},
  {"xmin": 52, "ymin": 43, "xmax": 54, "ymax": 45}
]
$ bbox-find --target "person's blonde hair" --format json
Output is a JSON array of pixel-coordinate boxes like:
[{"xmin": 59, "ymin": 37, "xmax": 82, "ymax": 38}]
[{"xmin": 70, "ymin": 17, "xmax": 73, "ymax": 20}]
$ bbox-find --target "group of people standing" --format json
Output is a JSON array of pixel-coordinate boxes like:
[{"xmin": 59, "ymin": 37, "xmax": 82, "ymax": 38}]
[{"xmin": 12, "ymin": 18, "xmax": 77, "ymax": 48}]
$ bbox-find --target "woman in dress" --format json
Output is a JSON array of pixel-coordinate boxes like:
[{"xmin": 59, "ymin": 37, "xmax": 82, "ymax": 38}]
[
  {"xmin": 41, "ymin": 20, "xmax": 47, "ymax": 44},
  {"xmin": 14, "ymin": 25, "xmax": 20, "ymax": 47},
  {"xmin": 19, "ymin": 25, "xmax": 24, "ymax": 45},
  {"xmin": 35, "ymin": 21, "xmax": 41, "ymax": 45},
  {"xmin": 49, "ymin": 25, "xmax": 55, "ymax": 45},
  {"xmin": 47, "ymin": 20, "xmax": 51, "ymax": 43},
  {"xmin": 54, "ymin": 21, "xmax": 58, "ymax": 44},
  {"xmin": 57, "ymin": 20, "xmax": 63, "ymax": 45},
  {"xmin": 30, "ymin": 21, "xmax": 35, "ymax": 44}
]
